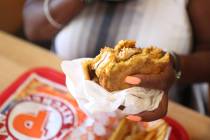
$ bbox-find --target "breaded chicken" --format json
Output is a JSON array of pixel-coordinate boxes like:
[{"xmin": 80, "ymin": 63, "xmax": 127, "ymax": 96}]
[{"xmin": 83, "ymin": 40, "xmax": 170, "ymax": 91}]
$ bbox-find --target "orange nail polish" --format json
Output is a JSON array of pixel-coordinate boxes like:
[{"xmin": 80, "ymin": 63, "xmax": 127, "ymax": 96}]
[
  {"xmin": 124, "ymin": 76, "xmax": 141, "ymax": 85},
  {"xmin": 126, "ymin": 115, "xmax": 142, "ymax": 122}
]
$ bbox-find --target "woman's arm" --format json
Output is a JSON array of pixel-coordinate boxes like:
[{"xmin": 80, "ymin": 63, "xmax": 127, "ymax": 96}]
[
  {"xmin": 23, "ymin": 0, "xmax": 85, "ymax": 41},
  {"xmin": 179, "ymin": 0, "xmax": 210, "ymax": 84},
  {"xmin": 180, "ymin": 52, "xmax": 210, "ymax": 84}
]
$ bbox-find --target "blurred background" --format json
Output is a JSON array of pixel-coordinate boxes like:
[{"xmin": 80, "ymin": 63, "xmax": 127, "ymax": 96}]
[{"xmin": 0, "ymin": 0, "xmax": 51, "ymax": 49}]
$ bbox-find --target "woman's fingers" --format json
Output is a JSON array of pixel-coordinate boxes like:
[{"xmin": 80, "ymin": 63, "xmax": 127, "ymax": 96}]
[
  {"xmin": 124, "ymin": 65, "xmax": 173, "ymax": 121},
  {"xmin": 131, "ymin": 73, "xmax": 164, "ymax": 90},
  {"xmin": 124, "ymin": 65, "xmax": 175, "ymax": 91},
  {"xmin": 137, "ymin": 93, "xmax": 168, "ymax": 122},
  {"xmin": 124, "ymin": 74, "xmax": 166, "ymax": 90}
]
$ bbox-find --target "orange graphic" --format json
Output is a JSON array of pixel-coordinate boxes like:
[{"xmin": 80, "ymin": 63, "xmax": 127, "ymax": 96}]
[{"xmin": 13, "ymin": 110, "xmax": 48, "ymax": 138}]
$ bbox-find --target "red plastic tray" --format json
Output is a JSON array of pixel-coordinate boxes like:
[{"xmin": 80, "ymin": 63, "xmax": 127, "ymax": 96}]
[
  {"xmin": 164, "ymin": 117, "xmax": 189, "ymax": 140},
  {"xmin": 0, "ymin": 67, "xmax": 189, "ymax": 140}
]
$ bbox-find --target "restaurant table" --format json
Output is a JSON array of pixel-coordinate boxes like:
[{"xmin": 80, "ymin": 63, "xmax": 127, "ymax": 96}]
[{"xmin": 0, "ymin": 31, "xmax": 210, "ymax": 140}]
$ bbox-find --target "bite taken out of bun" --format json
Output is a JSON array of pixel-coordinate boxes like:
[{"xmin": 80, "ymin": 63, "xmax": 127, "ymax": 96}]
[{"xmin": 83, "ymin": 40, "xmax": 170, "ymax": 92}]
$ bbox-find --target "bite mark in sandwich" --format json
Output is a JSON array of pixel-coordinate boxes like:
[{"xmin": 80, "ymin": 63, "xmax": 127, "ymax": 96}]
[{"xmin": 83, "ymin": 40, "xmax": 170, "ymax": 92}]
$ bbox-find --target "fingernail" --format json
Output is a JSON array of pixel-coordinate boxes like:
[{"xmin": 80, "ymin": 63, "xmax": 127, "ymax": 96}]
[
  {"xmin": 126, "ymin": 115, "xmax": 142, "ymax": 122},
  {"xmin": 124, "ymin": 76, "xmax": 141, "ymax": 85}
]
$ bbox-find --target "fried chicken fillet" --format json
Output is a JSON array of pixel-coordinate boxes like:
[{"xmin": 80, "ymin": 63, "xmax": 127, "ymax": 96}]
[{"xmin": 83, "ymin": 40, "xmax": 170, "ymax": 91}]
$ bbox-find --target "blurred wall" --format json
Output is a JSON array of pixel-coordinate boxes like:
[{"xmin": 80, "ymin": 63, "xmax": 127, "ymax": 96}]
[{"xmin": 0, "ymin": 0, "xmax": 25, "ymax": 33}]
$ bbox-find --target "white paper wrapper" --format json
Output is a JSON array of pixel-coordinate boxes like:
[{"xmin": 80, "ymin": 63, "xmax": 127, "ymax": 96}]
[{"xmin": 61, "ymin": 58, "xmax": 164, "ymax": 116}]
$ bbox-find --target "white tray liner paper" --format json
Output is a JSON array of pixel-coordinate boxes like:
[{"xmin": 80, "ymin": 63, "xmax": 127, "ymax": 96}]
[{"xmin": 61, "ymin": 58, "xmax": 164, "ymax": 116}]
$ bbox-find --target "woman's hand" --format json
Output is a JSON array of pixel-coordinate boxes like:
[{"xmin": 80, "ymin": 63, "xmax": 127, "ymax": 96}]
[{"xmin": 124, "ymin": 64, "xmax": 176, "ymax": 121}]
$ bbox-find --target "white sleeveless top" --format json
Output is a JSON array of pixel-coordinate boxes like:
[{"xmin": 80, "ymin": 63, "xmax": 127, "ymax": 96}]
[{"xmin": 55, "ymin": 0, "xmax": 192, "ymax": 60}]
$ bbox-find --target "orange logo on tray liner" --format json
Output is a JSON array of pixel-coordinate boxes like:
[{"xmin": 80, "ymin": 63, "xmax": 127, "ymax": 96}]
[
  {"xmin": 35, "ymin": 86, "xmax": 87, "ymax": 125},
  {"xmin": 13, "ymin": 110, "xmax": 48, "ymax": 138},
  {"xmin": 4, "ymin": 86, "xmax": 87, "ymax": 140}
]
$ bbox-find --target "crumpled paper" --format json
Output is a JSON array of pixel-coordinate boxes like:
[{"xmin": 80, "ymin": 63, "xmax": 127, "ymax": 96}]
[{"xmin": 61, "ymin": 58, "xmax": 164, "ymax": 116}]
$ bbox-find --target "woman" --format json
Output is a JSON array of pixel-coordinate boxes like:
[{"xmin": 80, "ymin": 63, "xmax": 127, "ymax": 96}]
[{"xmin": 23, "ymin": 0, "xmax": 210, "ymax": 121}]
